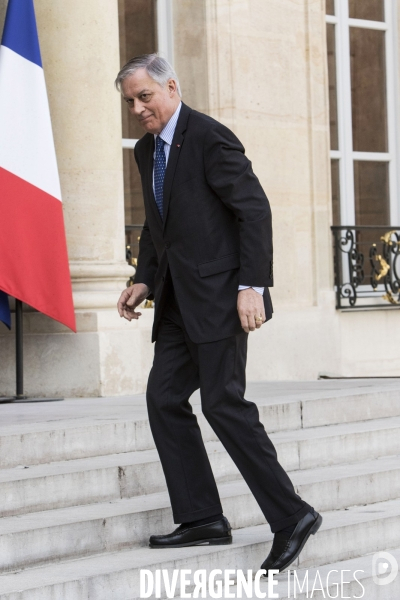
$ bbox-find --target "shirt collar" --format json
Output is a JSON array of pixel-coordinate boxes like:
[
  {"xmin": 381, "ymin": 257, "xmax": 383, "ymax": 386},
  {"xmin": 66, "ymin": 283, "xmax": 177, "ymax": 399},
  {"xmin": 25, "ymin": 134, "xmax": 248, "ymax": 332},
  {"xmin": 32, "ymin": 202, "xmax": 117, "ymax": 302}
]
[{"xmin": 154, "ymin": 102, "xmax": 182, "ymax": 146}]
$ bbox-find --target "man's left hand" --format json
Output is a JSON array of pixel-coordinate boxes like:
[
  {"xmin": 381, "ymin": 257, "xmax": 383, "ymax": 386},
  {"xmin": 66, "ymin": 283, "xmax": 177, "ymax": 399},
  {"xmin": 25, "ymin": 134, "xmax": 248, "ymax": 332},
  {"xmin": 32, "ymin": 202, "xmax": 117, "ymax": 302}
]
[{"xmin": 237, "ymin": 288, "xmax": 266, "ymax": 333}]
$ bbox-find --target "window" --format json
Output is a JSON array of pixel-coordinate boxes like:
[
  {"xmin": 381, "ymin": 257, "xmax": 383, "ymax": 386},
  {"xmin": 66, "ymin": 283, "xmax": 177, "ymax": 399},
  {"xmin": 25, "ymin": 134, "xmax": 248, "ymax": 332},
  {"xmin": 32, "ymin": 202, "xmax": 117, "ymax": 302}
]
[
  {"xmin": 326, "ymin": 0, "xmax": 399, "ymax": 231},
  {"xmin": 118, "ymin": 0, "xmax": 174, "ymax": 263}
]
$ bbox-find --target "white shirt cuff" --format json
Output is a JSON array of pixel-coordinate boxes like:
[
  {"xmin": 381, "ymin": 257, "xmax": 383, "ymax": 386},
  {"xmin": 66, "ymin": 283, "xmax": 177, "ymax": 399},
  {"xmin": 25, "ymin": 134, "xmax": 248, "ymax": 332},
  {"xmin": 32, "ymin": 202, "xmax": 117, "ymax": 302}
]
[{"xmin": 238, "ymin": 285, "xmax": 264, "ymax": 295}]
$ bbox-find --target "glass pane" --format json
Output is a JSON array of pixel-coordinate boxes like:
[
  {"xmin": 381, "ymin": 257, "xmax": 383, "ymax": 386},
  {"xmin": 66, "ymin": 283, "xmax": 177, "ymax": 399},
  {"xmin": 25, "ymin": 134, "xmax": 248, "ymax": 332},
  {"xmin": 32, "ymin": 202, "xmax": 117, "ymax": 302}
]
[
  {"xmin": 354, "ymin": 160, "xmax": 389, "ymax": 226},
  {"xmin": 123, "ymin": 148, "xmax": 146, "ymax": 260},
  {"xmin": 118, "ymin": 0, "xmax": 157, "ymax": 140},
  {"xmin": 331, "ymin": 160, "xmax": 340, "ymax": 225},
  {"xmin": 126, "ymin": 224, "xmax": 143, "ymax": 268},
  {"xmin": 349, "ymin": 0, "xmax": 384, "ymax": 22},
  {"xmin": 326, "ymin": 0, "xmax": 335, "ymax": 15},
  {"xmin": 354, "ymin": 160, "xmax": 389, "ymax": 252},
  {"xmin": 350, "ymin": 27, "xmax": 387, "ymax": 152},
  {"xmin": 123, "ymin": 148, "xmax": 145, "ymax": 225},
  {"xmin": 326, "ymin": 24, "xmax": 339, "ymax": 150}
]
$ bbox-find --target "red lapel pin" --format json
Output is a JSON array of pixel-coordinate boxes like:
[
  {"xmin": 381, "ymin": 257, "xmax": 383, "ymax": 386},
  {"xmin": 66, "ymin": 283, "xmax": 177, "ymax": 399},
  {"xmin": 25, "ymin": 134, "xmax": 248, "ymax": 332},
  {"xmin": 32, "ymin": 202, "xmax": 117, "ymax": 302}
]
[{"xmin": 177, "ymin": 144, "xmax": 181, "ymax": 148}]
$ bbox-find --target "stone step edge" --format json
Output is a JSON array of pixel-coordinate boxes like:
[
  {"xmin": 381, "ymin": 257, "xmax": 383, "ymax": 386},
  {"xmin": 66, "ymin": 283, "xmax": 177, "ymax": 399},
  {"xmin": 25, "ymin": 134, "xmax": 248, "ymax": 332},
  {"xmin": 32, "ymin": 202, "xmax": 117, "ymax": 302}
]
[
  {"xmin": 0, "ymin": 498, "xmax": 400, "ymax": 594},
  {"xmin": 2, "ymin": 386, "xmax": 400, "ymax": 438},
  {"xmin": 1, "ymin": 455, "xmax": 400, "ymax": 536},
  {"xmin": 2, "ymin": 415, "xmax": 400, "ymax": 484}
]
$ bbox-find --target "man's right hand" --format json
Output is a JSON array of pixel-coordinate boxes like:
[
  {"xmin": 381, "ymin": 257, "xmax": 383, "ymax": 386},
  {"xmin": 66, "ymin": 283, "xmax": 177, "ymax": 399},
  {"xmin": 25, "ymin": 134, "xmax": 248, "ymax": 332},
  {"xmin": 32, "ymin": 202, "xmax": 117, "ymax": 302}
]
[{"xmin": 117, "ymin": 283, "xmax": 150, "ymax": 321}]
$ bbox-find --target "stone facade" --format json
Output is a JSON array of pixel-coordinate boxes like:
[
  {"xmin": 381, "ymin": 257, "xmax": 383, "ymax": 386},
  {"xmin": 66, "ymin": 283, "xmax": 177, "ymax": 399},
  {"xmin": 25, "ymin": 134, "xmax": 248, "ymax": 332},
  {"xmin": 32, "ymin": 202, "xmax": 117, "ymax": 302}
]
[{"xmin": 0, "ymin": 0, "xmax": 399, "ymax": 398}]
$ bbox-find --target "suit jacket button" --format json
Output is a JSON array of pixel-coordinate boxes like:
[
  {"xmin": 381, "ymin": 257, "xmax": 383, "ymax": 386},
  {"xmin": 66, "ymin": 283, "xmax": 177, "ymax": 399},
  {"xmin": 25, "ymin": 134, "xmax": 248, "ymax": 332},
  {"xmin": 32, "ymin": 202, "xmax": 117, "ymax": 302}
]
[{"xmin": 165, "ymin": 242, "xmax": 171, "ymax": 249}]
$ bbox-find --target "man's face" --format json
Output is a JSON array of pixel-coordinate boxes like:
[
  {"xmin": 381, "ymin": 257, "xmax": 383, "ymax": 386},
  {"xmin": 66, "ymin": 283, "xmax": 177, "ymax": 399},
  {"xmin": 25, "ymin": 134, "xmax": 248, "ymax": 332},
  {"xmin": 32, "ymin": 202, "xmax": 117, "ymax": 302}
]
[{"xmin": 121, "ymin": 68, "xmax": 180, "ymax": 135}]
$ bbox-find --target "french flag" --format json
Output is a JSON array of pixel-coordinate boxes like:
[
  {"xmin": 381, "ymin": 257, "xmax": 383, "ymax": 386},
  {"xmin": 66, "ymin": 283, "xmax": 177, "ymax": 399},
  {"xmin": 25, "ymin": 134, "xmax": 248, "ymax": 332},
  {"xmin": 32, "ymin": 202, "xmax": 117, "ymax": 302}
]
[{"xmin": 0, "ymin": 0, "xmax": 76, "ymax": 331}]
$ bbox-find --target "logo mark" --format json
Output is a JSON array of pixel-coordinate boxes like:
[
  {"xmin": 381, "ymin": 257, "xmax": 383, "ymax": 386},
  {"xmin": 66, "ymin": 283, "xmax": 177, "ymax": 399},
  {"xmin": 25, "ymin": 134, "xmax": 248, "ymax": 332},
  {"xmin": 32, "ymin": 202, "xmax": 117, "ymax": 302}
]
[{"xmin": 372, "ymin": 552, "xmax": 398, "ymax": 586}]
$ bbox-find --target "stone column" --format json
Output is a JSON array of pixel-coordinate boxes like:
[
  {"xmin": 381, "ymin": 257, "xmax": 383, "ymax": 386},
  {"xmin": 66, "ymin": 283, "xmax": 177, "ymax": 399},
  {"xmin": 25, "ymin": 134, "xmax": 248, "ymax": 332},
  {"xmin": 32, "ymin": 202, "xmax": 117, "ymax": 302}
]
[{"xmin": 35, "ymin": 0, "xmax": 132, "ymax": 309}]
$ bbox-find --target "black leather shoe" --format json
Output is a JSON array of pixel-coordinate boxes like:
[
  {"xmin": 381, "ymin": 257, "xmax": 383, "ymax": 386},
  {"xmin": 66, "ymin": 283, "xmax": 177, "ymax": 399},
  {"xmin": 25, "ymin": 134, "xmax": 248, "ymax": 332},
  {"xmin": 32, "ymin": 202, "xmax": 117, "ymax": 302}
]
[
  {"xmin": 261, "ymin": 510, "xmax": 322, "ymax": 575},
  {"xmin": 149, "ymin": 516, "xmax": 232, "ymax": 548}
]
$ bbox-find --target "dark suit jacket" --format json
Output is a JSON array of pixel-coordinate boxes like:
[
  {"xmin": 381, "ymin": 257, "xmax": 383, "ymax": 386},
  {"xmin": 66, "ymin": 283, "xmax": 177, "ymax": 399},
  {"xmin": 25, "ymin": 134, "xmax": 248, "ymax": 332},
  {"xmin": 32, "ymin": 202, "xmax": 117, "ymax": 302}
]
[{"xmin": 134, "ymin": 102, "xmax": 273, "ymax": 344}]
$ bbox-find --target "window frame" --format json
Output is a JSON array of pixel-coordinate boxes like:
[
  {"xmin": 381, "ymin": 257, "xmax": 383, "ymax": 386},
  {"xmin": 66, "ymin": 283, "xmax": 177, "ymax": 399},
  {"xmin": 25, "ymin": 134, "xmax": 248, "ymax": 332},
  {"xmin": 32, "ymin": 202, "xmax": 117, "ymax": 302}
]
[{"xmin": 326, "ymin": 0, "xmax": 400, "ymax": 226}]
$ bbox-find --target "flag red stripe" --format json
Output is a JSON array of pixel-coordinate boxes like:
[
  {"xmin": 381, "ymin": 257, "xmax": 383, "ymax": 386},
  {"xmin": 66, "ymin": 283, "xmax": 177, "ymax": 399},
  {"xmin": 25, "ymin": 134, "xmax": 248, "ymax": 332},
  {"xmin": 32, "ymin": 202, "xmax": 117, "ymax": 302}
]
[{"xmin": 0, "ymin": 167, "xmax": 76, "ymax": 331}]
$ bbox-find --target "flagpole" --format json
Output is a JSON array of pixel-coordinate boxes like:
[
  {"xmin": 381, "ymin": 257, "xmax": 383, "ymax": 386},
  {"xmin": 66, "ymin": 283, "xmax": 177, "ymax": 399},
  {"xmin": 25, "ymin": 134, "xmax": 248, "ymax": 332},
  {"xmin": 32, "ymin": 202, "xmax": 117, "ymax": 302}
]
[
  {"xmin": 0, "ymin": 299, "xmax": 64, "ymax": 404},
  {"xmin": 15, "ymin": 299, "xmax": 25, "ymax": 399},
  {"xmin": 11, "ymin": 299, "xmax": 63, "ymax": 402}
]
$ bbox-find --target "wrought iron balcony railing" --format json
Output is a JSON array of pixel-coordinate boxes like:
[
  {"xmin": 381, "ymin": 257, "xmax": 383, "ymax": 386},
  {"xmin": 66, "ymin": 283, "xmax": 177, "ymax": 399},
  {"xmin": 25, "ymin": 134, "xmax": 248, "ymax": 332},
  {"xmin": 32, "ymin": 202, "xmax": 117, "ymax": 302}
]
[{"xmin": 331, "ymin": 226, "xmax": 400, "ymax": 309}]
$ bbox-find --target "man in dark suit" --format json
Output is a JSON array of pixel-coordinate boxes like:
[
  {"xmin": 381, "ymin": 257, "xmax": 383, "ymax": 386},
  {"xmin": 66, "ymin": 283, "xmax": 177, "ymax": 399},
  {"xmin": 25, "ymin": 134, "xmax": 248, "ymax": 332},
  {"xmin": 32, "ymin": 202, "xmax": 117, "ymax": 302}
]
[{"xmin": 116, "ymin": 54, "xmax": 321, "ymax": 573}]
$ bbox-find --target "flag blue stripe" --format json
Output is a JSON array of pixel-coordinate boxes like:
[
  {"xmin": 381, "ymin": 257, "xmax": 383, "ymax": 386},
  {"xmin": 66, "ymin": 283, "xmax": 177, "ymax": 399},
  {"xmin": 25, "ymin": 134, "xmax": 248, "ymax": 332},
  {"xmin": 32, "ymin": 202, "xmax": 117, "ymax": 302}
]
[
  {"xmin": 1, "ymin": 0, "xmax": 42, "ymax": 67},
  {"xmin": 0, "ymin": 290, "xmax": 11, "ymax": 329}
]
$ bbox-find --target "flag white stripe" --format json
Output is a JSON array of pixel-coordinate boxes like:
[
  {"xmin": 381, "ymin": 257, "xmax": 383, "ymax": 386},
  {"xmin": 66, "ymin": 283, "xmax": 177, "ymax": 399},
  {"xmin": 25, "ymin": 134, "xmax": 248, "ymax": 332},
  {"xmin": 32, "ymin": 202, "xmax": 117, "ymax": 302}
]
[{"xmin": 0, "ymin": 45, "xmax": 61, "ymax": 201}]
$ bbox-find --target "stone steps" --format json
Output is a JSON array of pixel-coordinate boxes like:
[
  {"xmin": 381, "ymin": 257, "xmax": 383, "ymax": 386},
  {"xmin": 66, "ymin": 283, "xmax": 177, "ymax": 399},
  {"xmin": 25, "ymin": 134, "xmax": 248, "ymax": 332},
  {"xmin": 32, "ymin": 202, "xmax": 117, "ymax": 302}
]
[
  {"xmin": 1, "ymin": 382, "xmax": 399, "ymax": 469},
  {"xmin": 273, "ymin": 414, "xmax": 400, "ymax": 470},
  {"xmin": 0, "ymin": 499, "xmax": 399, "ymax": 599},
  {"xmin": 1, "ymin": 381, "xmax": 399, "ymax": 598},
  {"xmin": 1, "ymin": 456, "xmax": 400, "ymax": 574},
  {"xmin": 2, "ymin": 416, "xmax": 400, "ymax": 519}
]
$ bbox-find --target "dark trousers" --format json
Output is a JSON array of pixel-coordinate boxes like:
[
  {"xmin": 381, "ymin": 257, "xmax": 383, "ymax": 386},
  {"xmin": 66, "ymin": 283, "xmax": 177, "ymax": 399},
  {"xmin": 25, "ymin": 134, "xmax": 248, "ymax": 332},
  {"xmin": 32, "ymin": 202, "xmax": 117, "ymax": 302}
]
[{"xmin": 146, "ymin": 275, "xmax": 312, "ymax": 533}]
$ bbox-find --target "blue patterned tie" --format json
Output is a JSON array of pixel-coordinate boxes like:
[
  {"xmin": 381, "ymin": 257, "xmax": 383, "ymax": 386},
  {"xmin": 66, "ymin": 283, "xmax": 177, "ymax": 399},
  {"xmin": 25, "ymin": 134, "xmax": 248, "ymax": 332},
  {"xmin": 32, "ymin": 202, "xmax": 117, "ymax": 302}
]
[{"xmin": 154, "ymin": 136, "xmax": 166, "ymax": 219}]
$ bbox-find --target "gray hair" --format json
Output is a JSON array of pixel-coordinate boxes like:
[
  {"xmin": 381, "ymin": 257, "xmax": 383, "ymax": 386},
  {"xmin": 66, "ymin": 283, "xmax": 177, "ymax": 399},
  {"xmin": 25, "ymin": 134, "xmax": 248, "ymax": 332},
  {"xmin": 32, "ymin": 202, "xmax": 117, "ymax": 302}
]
[{"xmin": 115, "ymin": 53, "xmax": 182, "ymax": 97}]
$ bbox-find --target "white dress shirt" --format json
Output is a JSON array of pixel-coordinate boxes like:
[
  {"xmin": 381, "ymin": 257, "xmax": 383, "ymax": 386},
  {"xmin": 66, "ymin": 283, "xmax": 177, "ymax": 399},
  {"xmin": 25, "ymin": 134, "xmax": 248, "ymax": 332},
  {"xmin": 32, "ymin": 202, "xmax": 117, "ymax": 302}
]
[{"xmin": 153, "ymin": 102, "xmax": 264, "ymax": 296}]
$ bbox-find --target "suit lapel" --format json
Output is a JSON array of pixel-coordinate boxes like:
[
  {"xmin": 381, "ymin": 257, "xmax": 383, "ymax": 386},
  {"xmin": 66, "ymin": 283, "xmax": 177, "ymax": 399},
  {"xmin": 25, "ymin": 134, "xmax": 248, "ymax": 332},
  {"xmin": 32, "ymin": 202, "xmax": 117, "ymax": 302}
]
[{"xmin": 162, "ymin": 103, "xmax": 191, "ymax": 230}]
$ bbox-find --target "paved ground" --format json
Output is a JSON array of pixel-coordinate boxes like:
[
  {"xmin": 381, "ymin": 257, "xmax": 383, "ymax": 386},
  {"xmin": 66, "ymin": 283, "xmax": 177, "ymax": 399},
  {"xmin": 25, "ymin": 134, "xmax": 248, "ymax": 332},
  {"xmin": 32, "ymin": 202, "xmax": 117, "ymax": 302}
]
[{"xmin": 1, "ymin": 378, "xmax": 400, "ymax": 430}]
